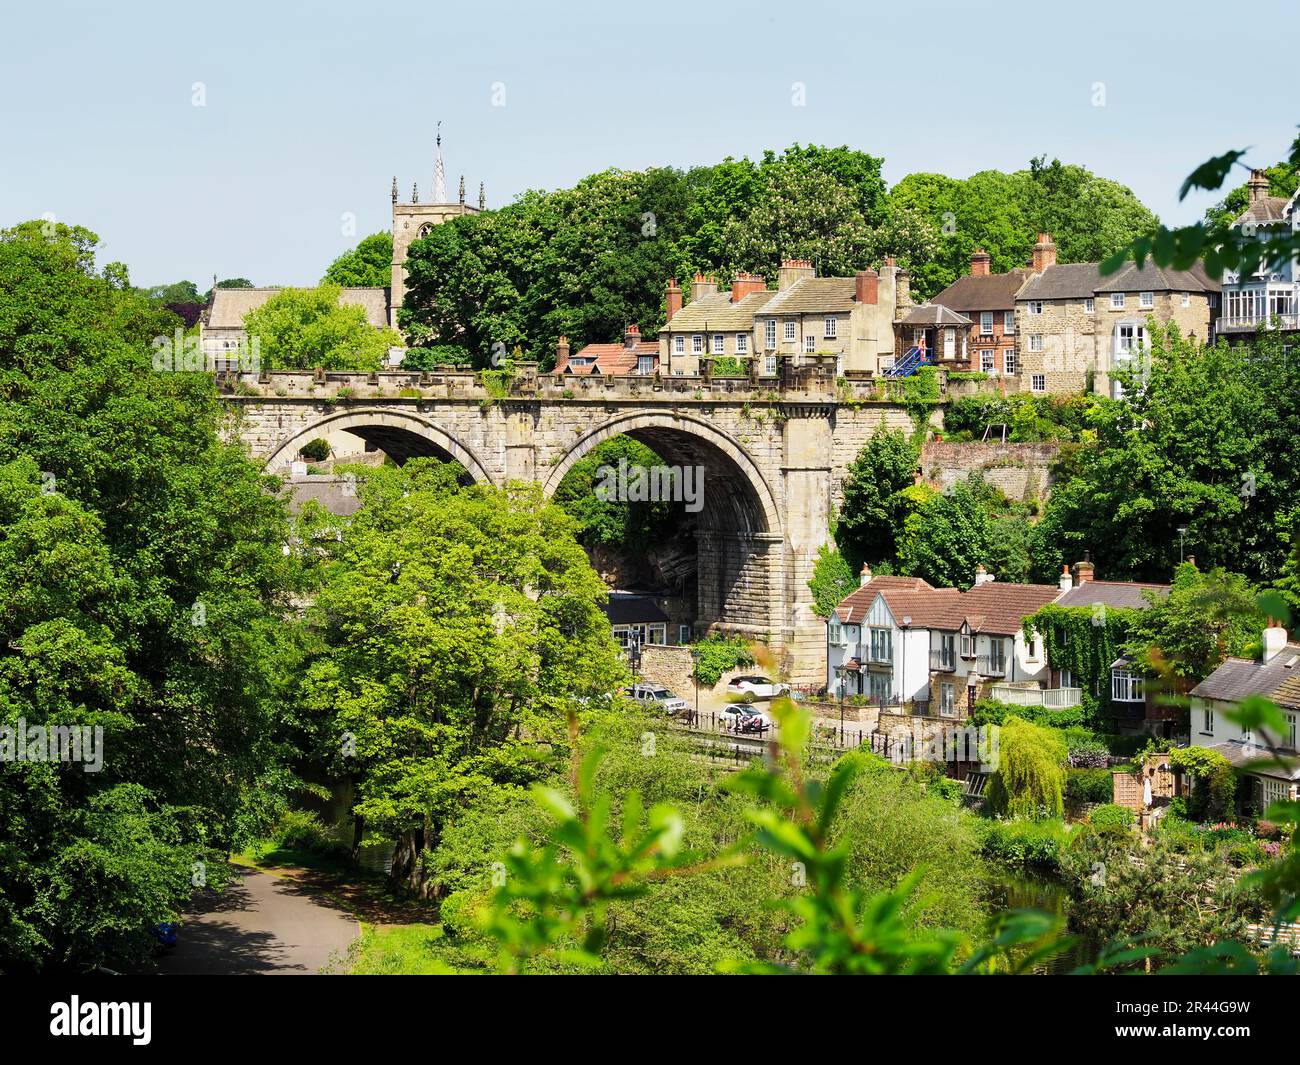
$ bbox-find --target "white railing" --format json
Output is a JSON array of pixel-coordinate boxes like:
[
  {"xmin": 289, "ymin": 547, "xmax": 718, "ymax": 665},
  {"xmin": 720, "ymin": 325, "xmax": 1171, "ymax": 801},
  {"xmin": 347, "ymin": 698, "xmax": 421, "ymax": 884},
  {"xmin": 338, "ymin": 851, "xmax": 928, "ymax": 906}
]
[
  {"xmin": 989, "ymin": 684, "xmax": 1082, "ymax": 709},
  {"xmin": 1217, "ymin": 313, "xmax": 1300, "ymax": 331}
]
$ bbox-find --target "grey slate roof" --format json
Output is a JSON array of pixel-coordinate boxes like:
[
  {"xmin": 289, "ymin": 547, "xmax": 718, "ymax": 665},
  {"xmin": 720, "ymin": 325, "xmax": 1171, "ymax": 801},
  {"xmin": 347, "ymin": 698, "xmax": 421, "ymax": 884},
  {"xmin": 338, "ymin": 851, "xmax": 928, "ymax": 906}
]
[
  {"xmin": 1233, "ymin": 197, "xmax": 1291, "ymax": 225},
  {"xmin": 1190, "ymin": 646, "xmax": 1300, "ymax": 706},
  {"xmin": 901, "ymin": 303, "xmax": 973, "ymax": 327},
  {"xmin": 662, "ymin": 289, "xmax": 776, "ymax": 332},
  {"xmin": 1055, "ymin": 580, "xmax": 1168, "ymax": 610},
  {"xmin": 932, "ymin": 269, "xmax": 1032, "ymax": 312},
  {"xmin": 763, "ymin": 277, "xmax": 860, "ymax": 315},
  {"xmin": 1205, "ymin": 740, "xmax": 1300, "ymax": 779},
  {"xmin": 603, "ymin": 593, "xmax": 669, "ymax": 626},
  {"xmin": 1016, "ymin": 261, "xmax": 1219, "ymax": 301},
  {"xmin": 208, "ymin": 287, "xmax": 392, "ymax": 330}
]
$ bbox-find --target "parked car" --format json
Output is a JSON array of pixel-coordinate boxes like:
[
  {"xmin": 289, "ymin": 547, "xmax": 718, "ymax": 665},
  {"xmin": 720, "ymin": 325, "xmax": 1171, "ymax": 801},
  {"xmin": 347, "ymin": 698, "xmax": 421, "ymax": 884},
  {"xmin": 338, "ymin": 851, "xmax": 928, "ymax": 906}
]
[
  {"xmin": 626, "ymin": 683, "xmax": 690, "ymax": 717},
  {"xmin": 725, "ymin": 675, "xmax": 790, "ymax": 703},
  {"xmin": 718, "ymin": 705, "xmax": 771, "ymax": 733}
]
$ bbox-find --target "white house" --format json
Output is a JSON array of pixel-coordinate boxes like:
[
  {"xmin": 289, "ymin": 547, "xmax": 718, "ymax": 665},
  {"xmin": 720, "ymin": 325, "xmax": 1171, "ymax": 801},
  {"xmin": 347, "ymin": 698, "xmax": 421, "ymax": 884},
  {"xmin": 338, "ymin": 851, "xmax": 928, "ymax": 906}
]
[
  {"xmin": 1218, "ymin": 168, "xmax": 1300, "ymax": 339},
  {"xmin": 1188, "ymin": 620, "xmax": 1300, "ymax": 810},
  {"xmin": 826, "ymin": 566, "xmax": 1060, "ymax": 716}
]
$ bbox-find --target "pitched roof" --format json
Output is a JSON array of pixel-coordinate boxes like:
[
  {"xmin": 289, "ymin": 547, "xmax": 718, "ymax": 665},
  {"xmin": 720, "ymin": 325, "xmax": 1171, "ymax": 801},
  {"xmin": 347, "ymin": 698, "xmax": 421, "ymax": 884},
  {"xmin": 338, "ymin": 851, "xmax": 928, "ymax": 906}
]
[
  {"xmin": 207, "ymin": 286, "xmax": 392, "ymax": 329},
  {"xmin": 1055, "ymin": 580, "xmax": 1169, "ymax": 610},
  {"xmin": 662, "ymin": 289, "xmax": 777, "ymax": 332},
  {"xmin": 833, "ymin": 577, "xmax": 1058, "ymax": 634},
  {"xmin": 932, "ymin": 269, "xmax": 1032, "ymax": 312},
  {"xmin": 1233, "ymin": 197, "xmax": 1291, "ymax": 225},
  {"xmin": 1204, "ymin": 740, "xmax": 1300, "ymax": 779},
  {"xmin": 833, "ymin": 576, "xmax": 936, "ymax": 624},
  {"xmin": 602, "ymin": 593, "xmax": 669, "ymax": 626},
  {"xmin": 1190, "ymin": 646, "xmax": 1300, "ymax": 706},
  {"xmin": 762, "ymin": 277, "xmax": 860, "ymax": 316},
  {"xmin": 557, "ymin": 340, "xmax": 659, "ymax": 375},
  {"xmin": 1016, "ymin": 261, "xmax": 1219, "ymax": 301},
  {"xmin": 901, "ymin": 303, "xmax": 973, "ymax": 327}
]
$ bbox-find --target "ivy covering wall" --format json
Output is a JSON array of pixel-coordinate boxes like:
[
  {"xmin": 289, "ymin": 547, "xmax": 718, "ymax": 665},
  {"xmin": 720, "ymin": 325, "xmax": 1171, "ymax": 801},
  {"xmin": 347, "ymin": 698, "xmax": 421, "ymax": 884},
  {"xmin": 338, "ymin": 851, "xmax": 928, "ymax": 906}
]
[{"xmin": 1022, "ymin": 603, "xmax": 1141, "ymax": 717}]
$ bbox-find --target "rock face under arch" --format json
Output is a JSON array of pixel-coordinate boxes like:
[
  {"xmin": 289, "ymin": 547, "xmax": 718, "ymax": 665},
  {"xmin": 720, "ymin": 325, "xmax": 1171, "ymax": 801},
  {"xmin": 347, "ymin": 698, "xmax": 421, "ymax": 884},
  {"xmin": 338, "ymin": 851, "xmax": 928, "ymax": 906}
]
[{"xmin": 227, "ymin": 373, "xmax": 927, "ymax": 682}]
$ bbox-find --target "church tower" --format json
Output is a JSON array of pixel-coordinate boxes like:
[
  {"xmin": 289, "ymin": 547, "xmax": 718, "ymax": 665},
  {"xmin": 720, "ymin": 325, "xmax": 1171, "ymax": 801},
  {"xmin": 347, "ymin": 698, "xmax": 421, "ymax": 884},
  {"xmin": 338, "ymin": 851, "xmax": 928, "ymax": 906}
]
[{"xmin": 390, "ymin": 123, "xmax": 482, "ymax": 328}]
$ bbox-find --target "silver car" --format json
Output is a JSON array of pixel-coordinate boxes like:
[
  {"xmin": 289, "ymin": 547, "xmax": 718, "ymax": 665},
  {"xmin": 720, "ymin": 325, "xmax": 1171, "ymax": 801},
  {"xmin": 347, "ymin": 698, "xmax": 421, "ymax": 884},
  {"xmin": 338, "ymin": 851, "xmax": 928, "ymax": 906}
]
[{"xmin": 627, "ymin": 683, "xmax": 690, "ymax": 717}]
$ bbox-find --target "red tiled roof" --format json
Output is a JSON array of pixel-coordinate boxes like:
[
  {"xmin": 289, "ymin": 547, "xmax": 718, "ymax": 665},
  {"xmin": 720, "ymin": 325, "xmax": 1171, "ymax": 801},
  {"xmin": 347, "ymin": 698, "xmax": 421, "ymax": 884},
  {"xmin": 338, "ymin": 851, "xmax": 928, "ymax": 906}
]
[
  {"xmin": 556, "ymin": 341, "xmax": 659, "ymax": 375},
  {"xmin": 834, "ymin": 576, "xmax": 935, "ymax": 623},
  {"xmin": 834, "ymin": 578, "xmax": 1059, "ymax": 635}
]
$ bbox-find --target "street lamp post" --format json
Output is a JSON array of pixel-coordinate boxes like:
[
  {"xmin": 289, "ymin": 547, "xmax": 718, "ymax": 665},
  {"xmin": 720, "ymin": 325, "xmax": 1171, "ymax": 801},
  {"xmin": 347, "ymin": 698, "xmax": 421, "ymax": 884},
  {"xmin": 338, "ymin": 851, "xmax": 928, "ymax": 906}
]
[
  {"xmin": 689, "ymin": 648, "xmax": 700, "ymax": 728},
  {"xmin": 1177, "ymin": 525, "xmax": 1189, "ymax": 564}
]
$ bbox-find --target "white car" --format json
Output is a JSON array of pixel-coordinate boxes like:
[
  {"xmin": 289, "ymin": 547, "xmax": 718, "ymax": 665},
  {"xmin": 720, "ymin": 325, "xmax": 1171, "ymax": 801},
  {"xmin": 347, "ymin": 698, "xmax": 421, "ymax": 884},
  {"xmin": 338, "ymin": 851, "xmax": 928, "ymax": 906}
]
[
  {"xmin": 626, "ymin": 683, "xmax": 690, "ymax": 717},
  {"xmin": 725, "ymin": 675, "xmax": 790, "ymax": 703}
]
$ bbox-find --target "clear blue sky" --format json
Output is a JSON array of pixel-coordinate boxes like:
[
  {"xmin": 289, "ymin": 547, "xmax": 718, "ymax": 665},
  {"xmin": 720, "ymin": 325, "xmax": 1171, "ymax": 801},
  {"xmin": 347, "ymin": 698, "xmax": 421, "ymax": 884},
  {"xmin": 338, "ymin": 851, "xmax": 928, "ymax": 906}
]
[{"xmin": 1, "ymin": 0, "xmax": 1293, "ymax": 288}]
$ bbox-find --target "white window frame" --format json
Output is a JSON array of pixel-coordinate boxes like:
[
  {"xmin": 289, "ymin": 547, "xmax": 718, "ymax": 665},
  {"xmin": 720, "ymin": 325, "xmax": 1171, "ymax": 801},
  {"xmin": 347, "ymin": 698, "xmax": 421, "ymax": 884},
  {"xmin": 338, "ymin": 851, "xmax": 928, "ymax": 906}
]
[
  {"xmin": 1004, "ymin": 310, "xmax": 1015, "ymax": 333},
  {"xmin": 765, "ymin": 319, "xmax": 777, "ymax": 349},
  {"xmin": 1201, "ymin": 705, "xmax": 1214, "ymax": 734},
  {"xmin": 1111, "ymin": 669, "xmax": 1144, "ymax": 703},
  {"xmin": 692, "ymin": 334, "xmax": 704, "ymax": 354},
  {"xmin": 1139, "ymin": 291, "xmax": 1154, "ymax": 308},
  {"xmin": 712, "ymin": 333, "xmax": 725, "ymax": 354},
  {"xmin": 804, "ymin": 334, "xmax": 816, "ymax": 353},
  {"xmin": 1110, "ymin": 293, "xmax": 1126, "ymax": 310},
  {"xmin": 979, "ymin": 350, "xmax": 995, "ymax": 373},
  {"xmin": 784, "ymin": 320, "xmax": 797, "ymax": 342},
  {"xmin": 940, "ymin": 682, "xmax": 955, "ymax": 717},
  {"xmin": 636, "ymin": 355, "xmax": 655, "ymax": 375},
  {"xmin": 1031, "ymin": 374, "xmax": 1046, "ymax": 393},
  {"xmin": 1028, "ymin": 334, "xmax": 1043, "ymax": 352},
  {"xmin": 1004, "ymin": 350, "xmax": 1016, "ymax": 376},
  {"xmin": 678, "ymin": 623, "xmax": 691, "ymax": 644},
  {"xmin": 824, "ymin": 316, "xmax": 838, "ymax": 339},
  {"xmin": 764, "ymin": 354, "xmax": 777, "ymax": 376},
  {"xmin": 735, "ymin": 332, "xmax": 748, "ymax": 354},
  {"xmin": 673, "ymin": 335, "xmax": 684, "ymax": 354},
  {"xmin": 1027, "ymin": 301, "xmax": 1043, "ymax": 316},
  {"xmin": 1181, "ymin": 292, "xmax": 1191, "ymax": 308},
  {"xmin": 1084, "ymin": 298, "xmax": 1095, "ymax": 314},
  {"xmin": 980, "ymin": 311, "xmax": 994, "ymax": 335},
  {"xmin": 828, "ymin": 620, "xmax": 845, "ymax": 645}
]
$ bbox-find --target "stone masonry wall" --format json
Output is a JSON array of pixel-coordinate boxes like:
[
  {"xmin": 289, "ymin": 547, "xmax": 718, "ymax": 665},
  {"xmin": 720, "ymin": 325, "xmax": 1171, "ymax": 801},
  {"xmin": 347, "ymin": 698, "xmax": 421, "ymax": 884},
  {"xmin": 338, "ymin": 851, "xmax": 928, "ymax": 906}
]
[{"xmin": 919, "ymin": 441, "xmax": 1060, "ymax": 503}]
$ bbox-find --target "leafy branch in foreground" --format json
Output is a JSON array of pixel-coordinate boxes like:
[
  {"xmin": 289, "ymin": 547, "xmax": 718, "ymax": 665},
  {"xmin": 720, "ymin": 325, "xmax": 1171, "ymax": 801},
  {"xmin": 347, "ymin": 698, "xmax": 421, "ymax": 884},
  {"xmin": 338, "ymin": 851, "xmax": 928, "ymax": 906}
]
[{"xmin": 1102, "ymin": 127, "xmax": 1300, "ymax": 278}]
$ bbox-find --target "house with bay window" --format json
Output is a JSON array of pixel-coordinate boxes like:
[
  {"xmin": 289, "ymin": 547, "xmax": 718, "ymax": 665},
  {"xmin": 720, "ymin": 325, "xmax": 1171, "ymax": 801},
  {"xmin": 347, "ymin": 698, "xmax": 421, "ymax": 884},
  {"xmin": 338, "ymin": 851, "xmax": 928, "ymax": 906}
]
[
  {"xmin": 1188, "ymin": 621, "xmax": 1300, "ymax": 811},
  {"xmin": 826, "ymin": 566, "xmax": 1060, "ymax": 717},
  {"xmin": 1218, "ymin": 169, "xmax": 1300, "ymax": 342}
]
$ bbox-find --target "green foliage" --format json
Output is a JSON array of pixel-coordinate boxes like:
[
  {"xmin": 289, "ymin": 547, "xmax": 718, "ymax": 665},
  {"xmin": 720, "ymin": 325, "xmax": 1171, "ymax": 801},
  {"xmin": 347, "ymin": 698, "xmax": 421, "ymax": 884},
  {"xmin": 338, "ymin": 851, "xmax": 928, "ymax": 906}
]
[
  {"xmin": 399, "ymin": 345, "xmax": 472, "ymax": 370},
  {"xmin": 897, "ymin": 477, "xmax": 994, "ymax": 589},
  {"xmin": 0, "ymin": 221, "xmax": 298, "ymax": 972},
  {"xmin": 985, "ymin": 717, "xmax": 1068, "ymax": 819},
  {"xmin": 943, "ymin": 393, "xmax": 1101, "ymax": 443},
  {"xmin": 550, "ymin": 435, "xmax": 674, "ymax": 553},
  {"xmin": 835, "ymin": 425, "xmax": 918, "ymax": 572},
  {"xmin": 243, "ymin": 283, "xmax": 400, "ymax": 370},
  {"xmin": 690, "ymin": 634, "xmax": 755, "ymax": 687},
  {"xmin": 1066, "ymin": 768, "xmax": 1114, "ymax": 806},
  {"xmin": 270, "ymin": 810, "xmax": 347, "ymax": 856},
  {"xmin": 1023, "ymin": 603, "xmax": 1138, "ymax": 712},
  {"xmin": 297, "ymin": 437, "xmax": 331, "ymax": 462},
  {"xmin": 1169, "ymin": 746, "xmax": 1237, "ymax": 822},
  {"xmin": 322, "ymin": 231, "xmax": 393, "ymax": 288},
  {"xmin": 979, "ymin": 818, "xmax": 1069, "ymax": 872},
  {"xmin": 299, "ymin": 460, "xmax": 626, "ymax": 896},
  {"xmin": 808, "ymin": 543, "xmax": 856, "ymax": 619},
  {"xmin": 1123, "ymin": 564, "xmax": 1265, "ymax": 681},
  {"xmin": 1087, "ymin": 803, "xmax": 1135, "ymax": 835}
]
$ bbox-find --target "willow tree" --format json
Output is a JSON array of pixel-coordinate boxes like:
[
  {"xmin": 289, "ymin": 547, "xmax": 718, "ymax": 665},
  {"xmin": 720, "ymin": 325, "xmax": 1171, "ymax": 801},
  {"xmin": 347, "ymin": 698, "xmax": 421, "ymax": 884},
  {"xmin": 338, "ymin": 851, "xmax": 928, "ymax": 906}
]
[{"xmin": 986, "ymin": 716, "xmax": 1067, "ymax": 819}]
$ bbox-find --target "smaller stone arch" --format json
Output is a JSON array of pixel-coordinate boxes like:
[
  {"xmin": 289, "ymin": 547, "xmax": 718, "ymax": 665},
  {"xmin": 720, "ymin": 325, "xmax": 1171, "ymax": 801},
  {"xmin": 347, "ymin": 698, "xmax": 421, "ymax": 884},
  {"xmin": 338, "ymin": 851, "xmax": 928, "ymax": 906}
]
[{"xmin": 263, "ymin": 407, "xmax": 495, "ymax": 486}]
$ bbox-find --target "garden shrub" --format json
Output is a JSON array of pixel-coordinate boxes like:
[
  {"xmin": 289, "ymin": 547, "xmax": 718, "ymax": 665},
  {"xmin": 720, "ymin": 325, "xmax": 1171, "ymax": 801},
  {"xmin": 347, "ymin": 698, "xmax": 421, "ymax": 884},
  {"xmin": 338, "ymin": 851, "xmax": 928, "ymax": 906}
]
[
  {"xmin": 1088, "ymin": 803, "xmax": 1135, "ymax": 835},
  {"xmin": 1065, "ymin": 767, "xmax": 1113, "ymax": 806},
  {"xmin": 271, "ymin": 810, "xmax": 346, "ymax": 855},
  {"xmin": 979, "ymin": 818, "xmax": 1068, "ymax": 871},
  {"xmin": 298, "ymin": 437, "xmax": 331, "ymax": 462},
  {"xmin": 690, "ymin": 634, "xmax": 756, "ymax": 687},
  {"xmin": 985, "ymin": 716, "xmax": 1067, "ymax": 819}
]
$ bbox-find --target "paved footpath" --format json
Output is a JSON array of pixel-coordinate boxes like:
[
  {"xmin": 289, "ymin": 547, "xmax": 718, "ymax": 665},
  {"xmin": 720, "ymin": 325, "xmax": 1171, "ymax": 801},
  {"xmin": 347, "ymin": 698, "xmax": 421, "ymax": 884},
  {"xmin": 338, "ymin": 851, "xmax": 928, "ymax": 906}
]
[{"xmin": 150, "ymin": 865, "xmax": 360, "ymax": 975}]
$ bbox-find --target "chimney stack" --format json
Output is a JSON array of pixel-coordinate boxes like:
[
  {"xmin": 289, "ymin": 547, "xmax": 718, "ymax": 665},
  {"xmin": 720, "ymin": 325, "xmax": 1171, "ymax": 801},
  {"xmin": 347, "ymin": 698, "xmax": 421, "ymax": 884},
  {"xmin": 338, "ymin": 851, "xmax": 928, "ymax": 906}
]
[
  {"xmin": 895, "ymin": 268, "xmax": 912, "ymax": 309},
  {"xmin": 665, "ymin": 279, "xmax": 682, "ymax": 322},
  {"xmin": 1073, "ymin": 556, "xmax": 1094, "ymax": 584},
  {"xmin": 556, "ymin": 336, "xmax": 570, "ymax": 366},
  {"xmin": 730, "ymin": 272, "xmax": 766, "ymax": 304},
  {"xmin": 1058, "ymin": 565, "xmax": 1073, "ymax": 592},
  {"xmin": 1263, "ymin": 618, "xmax": 1288, "ymax": 663},
  {"xmin": 778, "ymin": 258, "xmax": 815, "ymax": 290},
  {"xmin": 1032, "ymin": 233, "xmax": 1057, "ymax": 274},
  {"xmin": 970, "ymin": 249, "xmax": 991, "ymax": 277},
  {"xmin": 690, "ymin": 271, "xmax": 717, "ymax": 301},
  {"xmin": 973, "ymin": 564, "xmax": 994, "ymax": 587},
  {"xmin": 859, "ymin": 563, "xmax": 872, "ymax": 588},
  {"xmin": 855, "ymin": 268, "xmax": 879, "ymax": 305},
  {"xmin": 1248, "ymin": 169, "xmax": 1271, "ymax": 205},
  {"xmin": 624, "ymin": 324, "xmax": 641, "ymax": 349}
]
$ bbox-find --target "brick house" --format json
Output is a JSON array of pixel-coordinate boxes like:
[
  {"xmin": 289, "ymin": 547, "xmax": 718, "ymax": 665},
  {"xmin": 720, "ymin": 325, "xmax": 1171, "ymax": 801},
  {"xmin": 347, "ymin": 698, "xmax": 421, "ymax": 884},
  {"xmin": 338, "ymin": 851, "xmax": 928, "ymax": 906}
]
[
  {"xmin": 555, "ymin": 324, "xmax": 660, "ymax": 375},
  {"xmin": 930, "ymin": 249, "xmax": 1031, "ymax": 376}
]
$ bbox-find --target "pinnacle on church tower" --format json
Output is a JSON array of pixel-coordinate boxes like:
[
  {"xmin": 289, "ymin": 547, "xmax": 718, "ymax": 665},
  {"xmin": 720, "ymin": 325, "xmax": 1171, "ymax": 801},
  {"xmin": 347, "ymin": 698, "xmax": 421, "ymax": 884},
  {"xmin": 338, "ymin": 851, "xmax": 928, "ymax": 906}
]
[
  {"xmin": 412, "ymin": 182, "xmax": 419, "ymax": 204},
  {"xmin": 479, "ymin": 182, "xmax": 485, "ymax": 210},
  {"xmin": 459, "ymin": 174, "xmax": 465, "ymax": 204},
  {"xmin": 433, "ymin": 121, "xmax": 447, "ymax": 203},
  {"xmin": 391, "ymin": 175, "xmax": 398, "ymax": 204}
]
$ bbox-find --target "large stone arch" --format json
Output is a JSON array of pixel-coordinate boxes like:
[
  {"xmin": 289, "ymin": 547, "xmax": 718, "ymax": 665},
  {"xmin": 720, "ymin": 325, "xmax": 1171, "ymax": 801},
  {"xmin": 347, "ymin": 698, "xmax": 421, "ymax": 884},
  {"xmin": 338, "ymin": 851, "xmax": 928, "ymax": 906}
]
[
  {"xmin": 263, "ymin": 406, "xmax": 495, "ymax": 485},
  {"xmin": 542, "ymin": 410, "xmax": 782, "ymax": 537}
]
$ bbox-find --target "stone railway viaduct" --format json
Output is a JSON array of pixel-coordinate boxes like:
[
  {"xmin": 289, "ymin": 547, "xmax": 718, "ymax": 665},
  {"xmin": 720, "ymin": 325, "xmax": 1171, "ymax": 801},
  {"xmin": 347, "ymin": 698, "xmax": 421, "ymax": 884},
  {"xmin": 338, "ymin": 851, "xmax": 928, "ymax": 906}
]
[{"xmin": 222, "ymin": 359, "xmax": 928, "ymax": 683}]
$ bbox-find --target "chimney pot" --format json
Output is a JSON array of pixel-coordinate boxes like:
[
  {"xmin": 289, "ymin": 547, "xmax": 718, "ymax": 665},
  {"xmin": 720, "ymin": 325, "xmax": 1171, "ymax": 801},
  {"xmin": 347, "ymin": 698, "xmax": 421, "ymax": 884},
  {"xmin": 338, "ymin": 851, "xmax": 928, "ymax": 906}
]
[
  {"xmin": 1073, "ymin": 557, "xmax": 1095, "ymax": 584},
  {"xmin": 1263, "ymin": 620, "xmax": 1288, "ymax": 663},
  {"xmin": 859, "ymin": 563, "xmax": 872, "ymax": 587},
  {"xmin": 556, "ymin": 335, "xmax": 570, "ymax": 366},
  {"xmin": 665, "ymin": 279, "xmax": 682, "ymax": 322},
  {"xmin": 1032, "ymin": 233, "xmax": 1057, "ymax": 274},
  {"xmin": 691, "ymin": 273, "xmax": 718, "ymax": 301},
  {"xmin": 1058, "ymin": 565, "xmax": 1073, "ymax": 592},
  {"xmin": 1248, "ymin": 169, "xmax": 1271, "ymax": 204},
  {"xmin": 624, "ymin": 324, "xmax": 640, "ymax": 349},
  {"xmin": 778, "ymin": 259, "xmax": 815, "ymax": 290}
]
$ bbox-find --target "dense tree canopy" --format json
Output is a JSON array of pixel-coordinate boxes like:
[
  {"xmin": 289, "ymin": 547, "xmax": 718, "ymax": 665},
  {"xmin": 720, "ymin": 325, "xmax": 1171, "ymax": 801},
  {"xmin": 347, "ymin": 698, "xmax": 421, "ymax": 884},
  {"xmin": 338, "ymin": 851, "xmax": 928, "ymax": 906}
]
[
  {"xmin": 323, "ymin": 231, "xmax": 394, "ymax": 288},
  {"xmin": 242, "ymin": 283, "xmax": 401, "ymax": 370}
]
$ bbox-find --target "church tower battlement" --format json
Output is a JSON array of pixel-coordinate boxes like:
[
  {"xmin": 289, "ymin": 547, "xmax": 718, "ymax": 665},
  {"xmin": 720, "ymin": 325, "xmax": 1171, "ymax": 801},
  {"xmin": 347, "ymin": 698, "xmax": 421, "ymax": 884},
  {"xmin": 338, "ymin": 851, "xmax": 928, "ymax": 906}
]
[{"xmin": 390, "ymin": 123, "xmax": 481, "ymax": 328}]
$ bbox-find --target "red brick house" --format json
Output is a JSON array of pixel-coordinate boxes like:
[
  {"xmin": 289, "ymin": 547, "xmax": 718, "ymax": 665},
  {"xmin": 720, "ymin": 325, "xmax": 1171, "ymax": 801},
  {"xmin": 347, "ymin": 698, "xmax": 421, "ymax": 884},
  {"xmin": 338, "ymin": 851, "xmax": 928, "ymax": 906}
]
[
  {"xmin": 554, "ymin": 324, "xmax": 660, "ymax": 375},
  {"xmin": 930, "ymin": 249, "xmax": 1032, "ymax": 376}
]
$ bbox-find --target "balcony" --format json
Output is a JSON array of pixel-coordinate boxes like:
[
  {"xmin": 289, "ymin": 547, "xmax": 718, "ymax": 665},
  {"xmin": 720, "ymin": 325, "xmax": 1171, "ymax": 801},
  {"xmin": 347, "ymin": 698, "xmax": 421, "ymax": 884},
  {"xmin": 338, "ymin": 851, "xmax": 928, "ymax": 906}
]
[
  {"xmin": 974, "ymin": 655, "xmax": 1007, "ymax": 677},
  {"xmin": 929, "ymin": 650, "xmax": 956, "ymax": 672},
  {"xmin": 1217, "ymin": 313, "xmax": 1299, "ymax": 333},
  {"xmin": 989, "ymin": 684, "xmax": 1082, "ymax": 709}
]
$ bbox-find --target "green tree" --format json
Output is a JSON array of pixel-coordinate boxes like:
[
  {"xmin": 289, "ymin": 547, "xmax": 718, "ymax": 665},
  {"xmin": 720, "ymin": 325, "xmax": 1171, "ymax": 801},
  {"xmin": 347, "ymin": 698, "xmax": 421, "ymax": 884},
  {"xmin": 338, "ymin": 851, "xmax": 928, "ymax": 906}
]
[
  {"xmin": 550, "ymin": 436, "xmax": 674, "ymax": 553},
  {"xmin": 323, "ymin": 231, "xmax": 394, "ymax": 288},
  {"xmin": 896, "ymin": 478, "xmax": 994, "ymax": 589},
  {"xmin": 242, "ymin": 283, "xmax": 400, "ymax": 370},
  {"xmin": 299, "ymin": 460, "xmax": 625, "ymax": 897},
  {"xmin": 808, "ymin": 543, "xmax": 857, "ymax": 618},
  {"xmin": 985, "ymin": 716, "xmax": 1067, "ymax": 819},
  {"xmin": 835, "ymin": 426, "xmax": 919, "ymax": 572}
]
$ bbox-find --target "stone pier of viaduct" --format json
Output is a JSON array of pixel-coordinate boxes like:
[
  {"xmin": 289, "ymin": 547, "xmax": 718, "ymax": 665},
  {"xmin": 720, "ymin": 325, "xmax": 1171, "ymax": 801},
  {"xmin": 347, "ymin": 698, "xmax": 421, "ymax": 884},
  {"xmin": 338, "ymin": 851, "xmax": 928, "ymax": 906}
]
[{"xmin": 220, "ymin": 360, "xmax": 930, "ymax": 683}]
